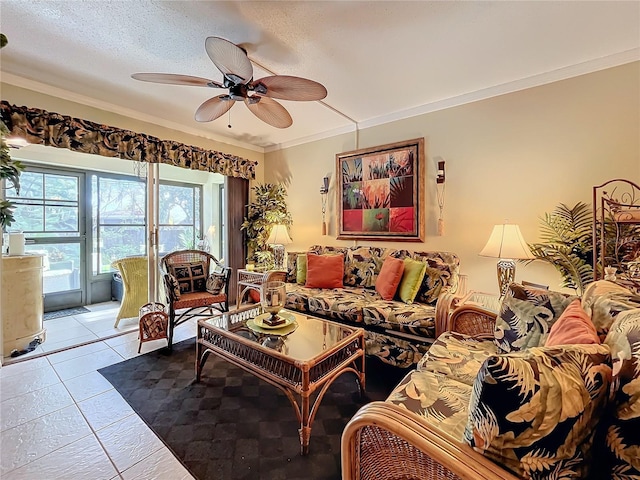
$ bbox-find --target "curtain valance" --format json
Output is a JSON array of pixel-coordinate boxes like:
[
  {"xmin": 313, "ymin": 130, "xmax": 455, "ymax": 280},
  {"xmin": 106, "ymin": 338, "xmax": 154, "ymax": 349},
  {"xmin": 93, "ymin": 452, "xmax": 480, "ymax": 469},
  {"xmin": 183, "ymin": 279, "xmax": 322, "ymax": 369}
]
[{"xmin": 1, "ymin": 101, "xmax": 256, "ymax": 180}]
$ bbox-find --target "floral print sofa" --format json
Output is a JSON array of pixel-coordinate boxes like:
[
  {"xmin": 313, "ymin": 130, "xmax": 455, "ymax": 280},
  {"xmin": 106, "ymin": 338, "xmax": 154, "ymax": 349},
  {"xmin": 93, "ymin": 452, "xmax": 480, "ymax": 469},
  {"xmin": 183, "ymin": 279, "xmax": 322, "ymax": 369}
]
[
  {"xmin": 342, "ymin": 280, "xmax": 640, "ymax": 479},
  {"xmin": 284, "ymin": 245, "xmax": 461, "ymax": 368}
]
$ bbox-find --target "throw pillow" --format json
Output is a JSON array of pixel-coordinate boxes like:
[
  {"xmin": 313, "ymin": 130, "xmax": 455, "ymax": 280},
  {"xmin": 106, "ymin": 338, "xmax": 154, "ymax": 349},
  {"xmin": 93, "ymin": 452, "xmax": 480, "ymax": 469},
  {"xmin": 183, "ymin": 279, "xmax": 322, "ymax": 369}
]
[
  {"xmin": 296, "ymin": 253, "xmax": 308, "ymax": 285},
  {"xmin": 248, "ymin": 289, "xmax": 260, "ymax": 303},
  {"xmin": 375, "ymin": 256, "xmax": 405, "ymax": 300},
  {"xmin": 581, "ymin": 280, "xmax": 639, "ymax": 340},
  {"xmin": 305, "ymin": 253, "xmax": 344, "ymax": 289},
  {"xmin": 170, "ymin": 262, "xmax": 207, "ymax": 294},
  {"xmin": 464, "ymin": 343, "xmax": 612, "ymax": 479},
  {"xmin": 167, "ymin": 274, "xmax": 181, "ymax": 300},
  {"xmin": 397, "ymin": 257, "xmax": 427, "ymax": 304},
  {"xmin": 494, "ymin": 283, "xmax": 576, "ymax": 353},
  {"xmin": 206, "ymin": 271, "xmax": 226, "ymax": 295},
  {"xmin": 545, "ymin": 299, "xmax": 599, "ymax": 346}
]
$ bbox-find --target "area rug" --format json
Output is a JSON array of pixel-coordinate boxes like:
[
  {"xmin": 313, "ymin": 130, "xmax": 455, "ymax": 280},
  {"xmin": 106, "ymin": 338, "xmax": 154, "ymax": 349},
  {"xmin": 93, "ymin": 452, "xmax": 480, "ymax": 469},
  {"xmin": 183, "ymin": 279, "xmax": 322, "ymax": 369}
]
[
  {"xmin": 98, "ymin": 338, "xmax": 409, "ymax": 480},
  {"xmin": 43, "ymin": 306, "xmax": 90, "ymax": 320}
]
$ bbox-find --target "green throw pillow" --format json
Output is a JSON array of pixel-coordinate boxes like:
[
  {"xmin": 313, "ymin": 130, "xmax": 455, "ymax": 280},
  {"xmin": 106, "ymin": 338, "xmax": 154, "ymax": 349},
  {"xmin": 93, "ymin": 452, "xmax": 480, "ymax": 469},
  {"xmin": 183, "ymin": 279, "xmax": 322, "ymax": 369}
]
[
  {"xmin": 296, "ymin": 254, "xmax": 307, "ymax": 285},
  {"xmin": 397, "ymin": 258, "xmax": 427, "ymax": 304}
]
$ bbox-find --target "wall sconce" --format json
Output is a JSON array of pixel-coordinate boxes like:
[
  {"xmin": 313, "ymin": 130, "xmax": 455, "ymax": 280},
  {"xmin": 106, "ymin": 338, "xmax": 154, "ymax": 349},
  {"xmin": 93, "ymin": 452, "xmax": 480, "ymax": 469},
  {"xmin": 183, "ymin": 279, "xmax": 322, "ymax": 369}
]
[
  {"xmin": 435, "ymin": 158, "xmax": 446, "ymax": 235},
  {"xmin": 320, "ymin": 176, "xmax": 329, "ymax": 235},
  {"xmin": 436, "ymin": 160, "xmax": 445, "ymax": 184}
]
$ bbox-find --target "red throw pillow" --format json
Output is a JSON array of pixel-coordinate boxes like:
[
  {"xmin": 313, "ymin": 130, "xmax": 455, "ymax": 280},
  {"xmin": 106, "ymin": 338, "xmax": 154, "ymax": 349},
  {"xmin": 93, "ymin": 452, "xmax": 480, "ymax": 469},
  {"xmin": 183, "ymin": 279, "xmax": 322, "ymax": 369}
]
[
  {"xmin": 375, "ymin": 256, "xmax": 405, "ymax": 300},
  {"xmin": 248, "ymin": 289, "xmax": 260, "ymax": 303},
  {"xmin": 305, "ymin": 253, "xmax": 344, "ymax": 289},
  {"xmin": 545, "ymin": 299, "xmax": 600, "ymax": 346}
]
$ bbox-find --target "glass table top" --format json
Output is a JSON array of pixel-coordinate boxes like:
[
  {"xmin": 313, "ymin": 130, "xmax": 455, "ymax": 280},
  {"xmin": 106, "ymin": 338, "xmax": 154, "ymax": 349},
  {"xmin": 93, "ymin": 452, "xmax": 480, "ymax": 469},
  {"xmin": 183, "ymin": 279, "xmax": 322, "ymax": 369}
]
[{"xmin": 201, "ymin": 306, "xmax": 359, "ymax": 362}]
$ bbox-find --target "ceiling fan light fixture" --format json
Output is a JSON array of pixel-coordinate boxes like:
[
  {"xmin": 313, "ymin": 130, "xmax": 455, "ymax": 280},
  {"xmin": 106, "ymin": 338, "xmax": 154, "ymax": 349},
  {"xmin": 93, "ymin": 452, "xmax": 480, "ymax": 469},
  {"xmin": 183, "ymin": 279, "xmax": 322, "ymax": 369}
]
[{"xmin": 132, "ymin": 35, "xmax": 327, "ymax": 129}]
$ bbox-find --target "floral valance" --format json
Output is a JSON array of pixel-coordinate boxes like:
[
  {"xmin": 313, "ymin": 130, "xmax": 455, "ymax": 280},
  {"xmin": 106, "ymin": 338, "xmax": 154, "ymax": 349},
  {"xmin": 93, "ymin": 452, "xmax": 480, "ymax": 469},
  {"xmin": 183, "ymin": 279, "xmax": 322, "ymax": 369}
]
[{"xmin": 1, "ymin": 101, "xmax": 256, "ymax": 180}]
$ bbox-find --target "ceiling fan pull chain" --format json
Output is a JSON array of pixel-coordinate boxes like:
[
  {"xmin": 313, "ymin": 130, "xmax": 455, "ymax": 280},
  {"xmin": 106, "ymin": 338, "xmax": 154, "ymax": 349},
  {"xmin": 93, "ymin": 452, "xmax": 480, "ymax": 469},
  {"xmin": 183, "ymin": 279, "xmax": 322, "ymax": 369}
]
[{"xmin": 228, "ymin": 109, "xmax": 232, "ymax": 129}]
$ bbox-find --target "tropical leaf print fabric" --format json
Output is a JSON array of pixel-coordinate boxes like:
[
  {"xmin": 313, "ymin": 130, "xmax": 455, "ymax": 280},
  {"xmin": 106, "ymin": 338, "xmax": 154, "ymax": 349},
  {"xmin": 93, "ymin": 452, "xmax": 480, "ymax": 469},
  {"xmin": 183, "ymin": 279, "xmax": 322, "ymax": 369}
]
[
  {"xmin": 494, "ymin": 284, "xmax": 575, "ymax": 353},
  {"xmin": 581, "ymin": 280, "xmax": 640, "ymax": 340},
  {"xmin": 604, "ymin": 308, "xmax": 640, "ymax": 478},
  {"xmin": 418, "ymin": 332, "xmax": 498, "ymax": 385},
  {"xmin": 388, "ymin": 369, "xmax": 472, "ymax": 440},
  {"xmin": 464, "ymin": 344, "xmax": 612, "ymax": 479}
]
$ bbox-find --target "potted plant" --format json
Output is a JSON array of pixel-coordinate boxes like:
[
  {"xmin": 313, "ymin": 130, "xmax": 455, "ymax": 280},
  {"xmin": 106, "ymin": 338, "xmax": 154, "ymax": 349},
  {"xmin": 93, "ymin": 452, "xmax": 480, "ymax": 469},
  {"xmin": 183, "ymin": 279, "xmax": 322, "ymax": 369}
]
[
  {"xmin": 524, "ymin": 202, "xmax": 593, "ymax": 295},
  {"xmin": 241, "ymin": 183, "xmax": 291, "ymax": 269},
  {"xmin": 0, "ymin": 33, "xmax": 25, "ymax": 231}
]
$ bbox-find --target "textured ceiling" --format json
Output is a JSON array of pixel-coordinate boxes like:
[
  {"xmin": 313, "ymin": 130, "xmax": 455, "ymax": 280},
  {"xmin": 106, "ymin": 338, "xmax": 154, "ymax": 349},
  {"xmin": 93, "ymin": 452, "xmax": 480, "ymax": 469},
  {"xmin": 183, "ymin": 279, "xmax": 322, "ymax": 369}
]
[{"xmin": 1, "ymin": 1, "xmax": 639, "ymax": 152}]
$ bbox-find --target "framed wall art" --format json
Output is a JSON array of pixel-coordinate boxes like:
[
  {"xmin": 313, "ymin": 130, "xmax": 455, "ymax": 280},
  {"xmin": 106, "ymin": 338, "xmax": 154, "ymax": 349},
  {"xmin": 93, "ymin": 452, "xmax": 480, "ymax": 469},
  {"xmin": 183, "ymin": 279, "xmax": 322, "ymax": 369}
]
[{"xmin": 336, "ymin": 137, "xmax": 425, "ymax": 242}]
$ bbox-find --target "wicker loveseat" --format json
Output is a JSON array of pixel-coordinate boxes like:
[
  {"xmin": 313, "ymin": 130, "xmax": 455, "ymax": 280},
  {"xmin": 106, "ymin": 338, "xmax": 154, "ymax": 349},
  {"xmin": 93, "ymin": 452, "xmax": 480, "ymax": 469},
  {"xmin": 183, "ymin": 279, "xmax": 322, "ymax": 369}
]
[
  {"xmin": 284, "ymin": 245, "xmax": 461, "ymax": 368},
  {"xmin": 342, "ymin": 280, "xmax": 640, "ymax": 479}
]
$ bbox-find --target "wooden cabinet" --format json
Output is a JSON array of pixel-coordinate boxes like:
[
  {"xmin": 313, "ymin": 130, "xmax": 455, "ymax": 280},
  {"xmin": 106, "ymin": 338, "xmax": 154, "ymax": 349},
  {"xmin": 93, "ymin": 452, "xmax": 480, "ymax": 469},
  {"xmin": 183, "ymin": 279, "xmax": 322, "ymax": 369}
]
[{"xmin": 2, "ymin": 254, "xmax": 46, "ymax": 357}]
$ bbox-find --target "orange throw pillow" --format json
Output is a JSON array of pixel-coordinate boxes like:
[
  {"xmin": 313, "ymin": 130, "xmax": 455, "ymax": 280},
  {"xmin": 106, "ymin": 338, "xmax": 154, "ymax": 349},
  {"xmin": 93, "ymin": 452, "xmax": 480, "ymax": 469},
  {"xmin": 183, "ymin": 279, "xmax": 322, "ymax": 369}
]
[
  {"xmin": 545, "ymin": 299, "xmax": 600, "ymax": 346},
  {"xmin": 375, "ymin": 256, "xmax": 405, "ymax": 300},
  {"xmin": 305, "ymin": 253, "xmax": 344, "ymax": 289}
]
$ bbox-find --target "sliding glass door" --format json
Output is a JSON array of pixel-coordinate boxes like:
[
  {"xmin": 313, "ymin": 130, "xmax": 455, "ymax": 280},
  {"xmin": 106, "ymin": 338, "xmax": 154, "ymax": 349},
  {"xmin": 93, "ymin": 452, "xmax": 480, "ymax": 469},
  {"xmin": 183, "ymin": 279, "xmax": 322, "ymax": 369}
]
[{"xmin": 8, "ymin": 167, "xmax": 86, "ymax": 310}]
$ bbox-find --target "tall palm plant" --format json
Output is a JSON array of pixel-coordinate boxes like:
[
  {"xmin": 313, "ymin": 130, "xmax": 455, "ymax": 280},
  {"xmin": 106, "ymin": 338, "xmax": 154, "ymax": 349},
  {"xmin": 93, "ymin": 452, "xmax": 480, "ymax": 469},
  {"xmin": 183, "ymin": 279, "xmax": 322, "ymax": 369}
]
[{"xmin": 525, "ymin": 202, "xmax": 593, "ymax": 295}]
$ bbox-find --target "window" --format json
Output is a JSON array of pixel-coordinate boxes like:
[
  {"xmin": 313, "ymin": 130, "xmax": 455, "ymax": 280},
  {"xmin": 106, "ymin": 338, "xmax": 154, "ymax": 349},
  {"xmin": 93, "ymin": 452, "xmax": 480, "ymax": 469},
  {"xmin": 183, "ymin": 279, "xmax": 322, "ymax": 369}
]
[
  {"xmin": 158, "ymin": 184, "xmax": 201, "ymax": 255},
  {"xmin": 9, "ymin": 171, "xmax": 79, "ymax": 236},
  {"xmin": 91, "ymin": 173, "xmax": 203, "ymax": 274}
]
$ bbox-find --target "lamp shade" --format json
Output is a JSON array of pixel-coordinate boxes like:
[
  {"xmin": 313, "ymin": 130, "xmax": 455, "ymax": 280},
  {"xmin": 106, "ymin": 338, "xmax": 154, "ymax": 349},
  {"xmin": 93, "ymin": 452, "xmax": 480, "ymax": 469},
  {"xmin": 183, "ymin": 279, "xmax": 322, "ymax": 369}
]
[
  {"xmin": 479, "ymin": 224, "xmax": 534, "ymax": 260},
  {"xmin": 267, "ymin": 224, "xmax": 293, "ymax": 245}
]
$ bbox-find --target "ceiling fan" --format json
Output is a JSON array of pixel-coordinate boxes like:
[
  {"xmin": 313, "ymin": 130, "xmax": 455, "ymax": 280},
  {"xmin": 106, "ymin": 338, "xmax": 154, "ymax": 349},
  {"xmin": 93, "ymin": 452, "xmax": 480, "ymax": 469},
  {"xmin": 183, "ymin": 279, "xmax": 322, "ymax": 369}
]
[{"xmin": 132, "ymin": 36, "xmax": 327, "ymax": 129}]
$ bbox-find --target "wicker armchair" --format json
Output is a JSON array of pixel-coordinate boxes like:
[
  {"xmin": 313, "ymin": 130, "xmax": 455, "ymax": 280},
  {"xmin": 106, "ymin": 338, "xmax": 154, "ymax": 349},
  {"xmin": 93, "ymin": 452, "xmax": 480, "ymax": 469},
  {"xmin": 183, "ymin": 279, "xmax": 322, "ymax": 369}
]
[
  {"xmin": 342, "ymin": 296, "xmax": 512, "ymax": 480},
  {"xmin": 160, "ymin": 250, "xmax": 231, "ymax": 349},
  {"xmin": 111, "ymin": 256, "xmax": 149, "ymax": 328}
]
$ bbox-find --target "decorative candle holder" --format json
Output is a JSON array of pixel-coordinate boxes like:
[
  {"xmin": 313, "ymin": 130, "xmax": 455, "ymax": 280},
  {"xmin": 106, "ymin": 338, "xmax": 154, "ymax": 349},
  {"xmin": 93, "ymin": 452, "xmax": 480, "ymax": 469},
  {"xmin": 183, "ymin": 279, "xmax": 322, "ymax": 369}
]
[{"xmin": 261, "ymin": 281, "xmax": 286, "ymax": 326}]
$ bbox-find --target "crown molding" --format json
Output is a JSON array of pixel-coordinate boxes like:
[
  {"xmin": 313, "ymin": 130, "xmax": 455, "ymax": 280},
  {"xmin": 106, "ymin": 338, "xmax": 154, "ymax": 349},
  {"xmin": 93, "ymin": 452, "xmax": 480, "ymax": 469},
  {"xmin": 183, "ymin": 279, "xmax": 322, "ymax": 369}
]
[
  {"xmin": 0, "ymin": 72, "xmax": 265, "ymax": 154},
  {"xmin": 266, "ymin": 48, "xmax": 640, "ymax": 152}
]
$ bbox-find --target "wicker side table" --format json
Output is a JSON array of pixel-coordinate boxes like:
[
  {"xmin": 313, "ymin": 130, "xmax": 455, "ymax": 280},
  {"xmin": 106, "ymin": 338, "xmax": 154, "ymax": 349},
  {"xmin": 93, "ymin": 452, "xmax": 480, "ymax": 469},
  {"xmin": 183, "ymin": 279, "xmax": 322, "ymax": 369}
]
[
  {"xmin": 138, "ymin": 302, "xmax": 169, "ymax": 353},
  {"xmin": 236, "ymin": 268, "xmax": 287, "ymax": 309}
]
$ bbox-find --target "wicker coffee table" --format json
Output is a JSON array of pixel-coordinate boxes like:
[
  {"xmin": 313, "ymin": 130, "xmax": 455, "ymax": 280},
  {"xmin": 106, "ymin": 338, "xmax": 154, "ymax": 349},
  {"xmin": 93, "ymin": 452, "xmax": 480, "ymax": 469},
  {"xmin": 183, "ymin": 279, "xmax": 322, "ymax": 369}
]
[{"xmin": 195, "ymin": 305, "xmax": 366, "ymax": 455}]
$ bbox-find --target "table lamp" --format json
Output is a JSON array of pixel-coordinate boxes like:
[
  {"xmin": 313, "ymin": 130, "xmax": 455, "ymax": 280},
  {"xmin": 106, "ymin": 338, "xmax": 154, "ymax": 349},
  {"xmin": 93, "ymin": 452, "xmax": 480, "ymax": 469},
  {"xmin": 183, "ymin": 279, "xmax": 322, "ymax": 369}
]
[
  {"xmin": 267, "ymin": 224, "xmax": 293, "ymax": 270},
  {"xmin": 479, "ymin": 223, "xmax": 534, "ymax": 298}
]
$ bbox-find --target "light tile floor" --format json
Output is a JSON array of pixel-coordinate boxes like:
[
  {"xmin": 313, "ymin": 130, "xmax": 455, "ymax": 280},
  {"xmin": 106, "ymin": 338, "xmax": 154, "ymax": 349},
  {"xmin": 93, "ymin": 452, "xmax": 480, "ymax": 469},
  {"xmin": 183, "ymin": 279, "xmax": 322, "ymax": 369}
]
[{"xmin": 1, "ymin": 306, "xmax": 196, "ymax": 480}]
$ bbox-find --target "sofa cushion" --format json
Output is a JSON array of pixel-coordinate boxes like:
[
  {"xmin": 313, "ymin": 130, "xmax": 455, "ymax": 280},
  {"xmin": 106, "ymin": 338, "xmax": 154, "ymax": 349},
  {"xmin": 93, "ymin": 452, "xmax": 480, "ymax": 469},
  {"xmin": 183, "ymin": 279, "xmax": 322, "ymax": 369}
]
[
  {"xmin": 545, "ymin": 299, "xmax": 599, "ymax": 346},
  {"xmin": 398, "ymin": 257, "xmax": 427, "ymax": 304},
  {"xmin": 603, "ymin": 308, "xmax": 640, "ymax": 477},
  {"xmin": 296, "ymin": 253, "xmax": 307, "ymax": 285},
  {"xmin": 365, "ymin": 330, "xmax": 431, "ymax": 368},
  {"xmin": 362, "ymin": 299, "xmax": 436, "ymax": 338},
  {"xmin": 412, "ymin": 251, "xmax": 460, "ymax": 305},
  {"xmin": 464, "ymin": 343, "xmax": 612, "ymax": 479},
  {"xmin": 286, "ymin": 283, "xmax": 370, "ymax": 323},
  {"xmin": 387, "ymin": 369, "xmax": 472, "ymax": 441},
  {"xmin": 582, "ymin": 280, "xmax": 640, "ymax": 340},
  {"xmin": 286, "ymin": 251, "xmax": 305, "ymax": 283},
  {"xmin": 494, "ymin": 283, "xmax": 575, "ymax": 353},
  {"xmin": 375, "ymin": 256, "xmax": 405, "ymax": 300},
  {"xmin": 418, "ymin": 331, "xmax": 499, "ymax": 386},
  {"xmin": 305, "ymin": 253, "xmax": 344, "ymax": 289},
  {"xmin": 344, "ymin": 246, "xmax": 387, "ymax": 288}
]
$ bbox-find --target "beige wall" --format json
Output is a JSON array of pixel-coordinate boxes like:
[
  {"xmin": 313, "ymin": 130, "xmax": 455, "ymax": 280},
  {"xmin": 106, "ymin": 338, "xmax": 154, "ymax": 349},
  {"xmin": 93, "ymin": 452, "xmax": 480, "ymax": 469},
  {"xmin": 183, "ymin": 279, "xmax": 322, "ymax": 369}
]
[{"xmin": 265, "ymin": 62, "xmax": 640, "ymax": 295}]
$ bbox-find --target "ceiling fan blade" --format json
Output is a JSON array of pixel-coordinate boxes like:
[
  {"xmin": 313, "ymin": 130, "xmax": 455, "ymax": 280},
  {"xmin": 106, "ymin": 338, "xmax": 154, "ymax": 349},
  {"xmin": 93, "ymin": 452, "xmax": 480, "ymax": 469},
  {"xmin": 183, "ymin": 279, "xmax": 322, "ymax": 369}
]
[
  {"xmin": 252, "ymin": 76, "xmax": 327, "ymax": 101},
  {"xmin": 195, "ymin": 96, "xmax": 235, "ymax": 122},
  {"xmin": 131, "ymin": 73, "xmax": 223, "ymax": 88},
  {"xmin": 244, "ymin": 96, "xmax": 293, "ymax": 129},
  {"xmin": 205, "ymin": 36, "xmax": 253, "ymax": 85}
]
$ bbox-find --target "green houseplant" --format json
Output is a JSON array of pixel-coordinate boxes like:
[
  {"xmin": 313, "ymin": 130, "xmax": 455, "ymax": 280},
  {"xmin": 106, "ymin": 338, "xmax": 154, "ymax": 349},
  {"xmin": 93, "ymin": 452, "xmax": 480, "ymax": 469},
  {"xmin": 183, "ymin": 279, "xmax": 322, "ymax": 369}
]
[
  {"xmin": 525, "ymin": 202, "xmax": 593, "ymax": 295},
  {"xmin": 241, "ymin": 183, "xmax": 291, "ymax": 269},
  {"xmin": 0, "ymin": 34, "xmax": 25, "ymax": 230}
]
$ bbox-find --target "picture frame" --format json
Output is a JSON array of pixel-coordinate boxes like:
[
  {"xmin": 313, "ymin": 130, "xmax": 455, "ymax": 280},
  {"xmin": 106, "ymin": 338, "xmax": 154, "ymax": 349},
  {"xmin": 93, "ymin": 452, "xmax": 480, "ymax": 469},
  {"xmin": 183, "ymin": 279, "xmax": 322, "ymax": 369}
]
[{"xmin": 336, "ymin": 137, "xmax": 425, "ymax": 242}]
